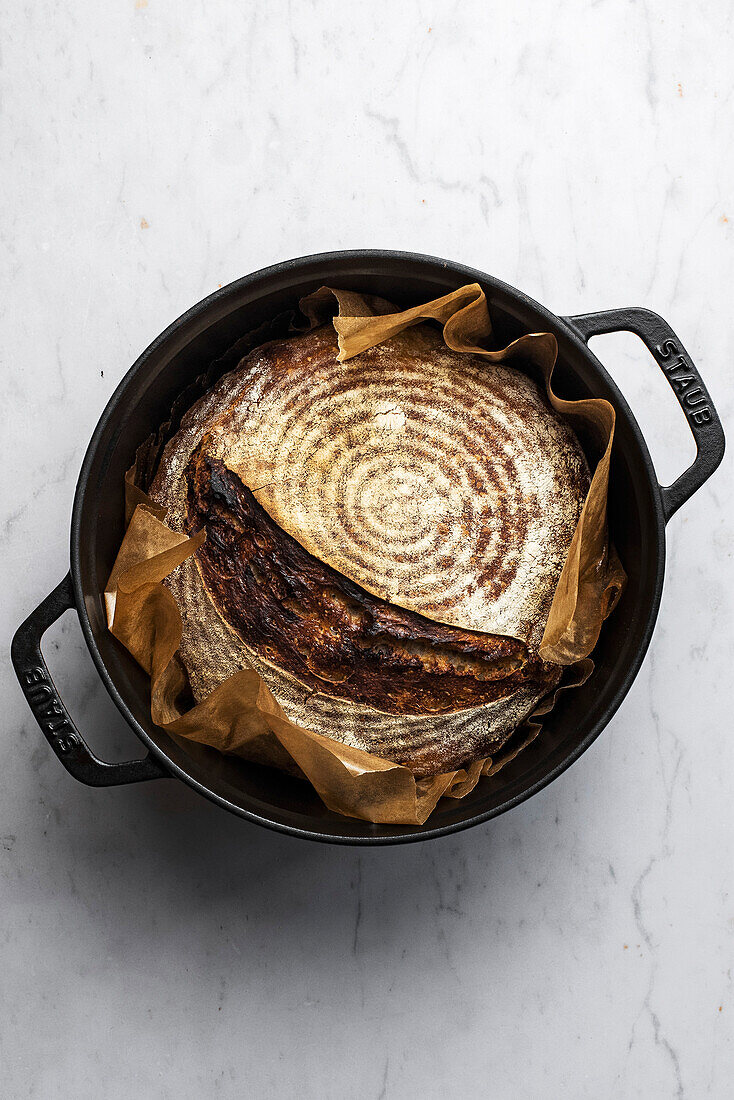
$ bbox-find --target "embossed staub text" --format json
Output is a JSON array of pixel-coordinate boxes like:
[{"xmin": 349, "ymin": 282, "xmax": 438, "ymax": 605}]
[
  {"xmin": 655, "ymin": 339, "xmax": 712, "ymax": 427},
  {"xmin": 23, "ymin": 667, "xmax": 77, "ymax": 753}
]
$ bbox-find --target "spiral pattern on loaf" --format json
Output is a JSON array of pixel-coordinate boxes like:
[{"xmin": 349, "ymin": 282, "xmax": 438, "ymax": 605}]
[{"xmin": 279, "ymin": 361, "xmax": 522, "ymax": 599}]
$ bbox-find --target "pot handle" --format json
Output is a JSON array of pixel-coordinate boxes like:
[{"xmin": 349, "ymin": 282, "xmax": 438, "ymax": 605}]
[
  {"xmin": 11, "ymin": 573, "xmax": 169, "ymax": 786},
  {"xmin": 563, "ymin": 307, "xmax": 725, "ymax": 521}
]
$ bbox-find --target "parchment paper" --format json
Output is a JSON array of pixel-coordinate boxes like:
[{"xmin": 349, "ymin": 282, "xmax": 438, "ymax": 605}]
[{"xmin": 104, "ymin": 284, "xmax": 624, "ymax": 824}]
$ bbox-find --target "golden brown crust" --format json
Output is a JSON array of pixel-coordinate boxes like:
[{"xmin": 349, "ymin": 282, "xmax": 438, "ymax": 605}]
[
  {"xmin": 148, "ymin": 321, "xmax": 587, "ymax": 775},
  {"xmin": 185, "ymin": 449, "xmax": 560, "ymax": 716}
]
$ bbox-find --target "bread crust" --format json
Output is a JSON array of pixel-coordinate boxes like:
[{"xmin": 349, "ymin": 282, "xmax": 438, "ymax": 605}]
[{"xmin": 149, "ymin": 323, "xmax": 589, "ymax": 774}]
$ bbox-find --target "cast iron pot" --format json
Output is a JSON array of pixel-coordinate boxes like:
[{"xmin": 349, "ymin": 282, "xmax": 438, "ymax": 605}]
[{"xmin": 12, "ymin": 251, "xmax": 725, "ymax": 844}]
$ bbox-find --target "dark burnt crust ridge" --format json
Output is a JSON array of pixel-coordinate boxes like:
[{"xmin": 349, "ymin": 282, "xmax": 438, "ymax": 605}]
[{"xmin": 184, "ymin": 446, "xmax": 560, "ymax": 716}]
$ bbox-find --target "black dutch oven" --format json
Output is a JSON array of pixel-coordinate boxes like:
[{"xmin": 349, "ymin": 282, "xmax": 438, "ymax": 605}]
[{"xmin": 11, "ymin": 251, "xmax": 725, "ymax": 844}]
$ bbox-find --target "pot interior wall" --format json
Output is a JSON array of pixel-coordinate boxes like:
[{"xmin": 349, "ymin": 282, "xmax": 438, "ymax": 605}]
[{"xmin": 75, "ymin": 257, "xmax": 660, "ymax": 840}]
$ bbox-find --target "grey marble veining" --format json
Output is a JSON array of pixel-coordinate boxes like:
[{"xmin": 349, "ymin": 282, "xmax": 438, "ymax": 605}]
[{"xmin": 2, "ymin": 2, "xmax": 733, "ymax": 1097}]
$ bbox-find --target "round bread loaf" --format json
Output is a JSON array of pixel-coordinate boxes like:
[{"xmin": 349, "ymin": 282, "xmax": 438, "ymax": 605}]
[{"xmin": 149, "ymin": 323, "xmax": 590, "ymax": 775}]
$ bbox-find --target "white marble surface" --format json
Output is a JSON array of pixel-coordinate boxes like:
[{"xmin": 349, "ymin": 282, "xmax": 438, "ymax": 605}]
[{"xmin": 2, "ymin": 2, "xmax": 733, "ymax": 1096}]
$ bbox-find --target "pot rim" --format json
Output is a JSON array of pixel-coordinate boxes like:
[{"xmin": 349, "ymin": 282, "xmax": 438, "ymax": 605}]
[{"xmin": 69, "ymin": 249, "xmax": 666, "ymax": 844}]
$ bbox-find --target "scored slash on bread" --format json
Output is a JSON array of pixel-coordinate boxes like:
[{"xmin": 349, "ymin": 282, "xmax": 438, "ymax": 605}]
[{"xmin": 186, "ymin": 449, "xmax": 560, "ymax": 718}]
